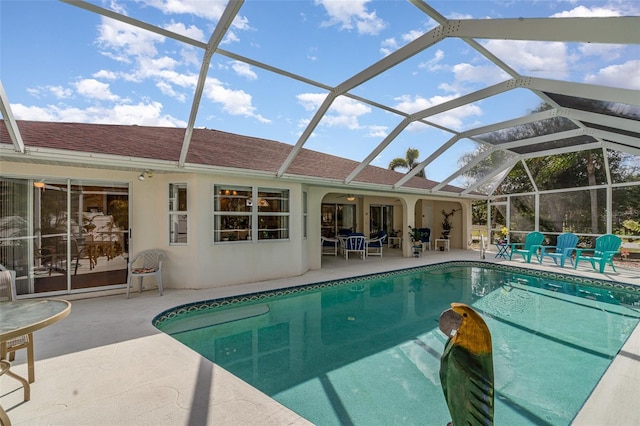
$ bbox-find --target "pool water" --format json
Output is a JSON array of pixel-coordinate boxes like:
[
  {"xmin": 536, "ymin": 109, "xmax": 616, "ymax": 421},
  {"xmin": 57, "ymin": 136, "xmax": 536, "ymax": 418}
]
[{"xmin": 154, "ymin": 263, "xmax": 640, "ymax": 425}]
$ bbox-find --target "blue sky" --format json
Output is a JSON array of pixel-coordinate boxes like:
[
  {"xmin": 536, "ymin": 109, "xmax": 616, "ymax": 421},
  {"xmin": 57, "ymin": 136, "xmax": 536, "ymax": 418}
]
[{"xmin": 1, "ymin": 0, "xmax": 639, "ymax": 183}]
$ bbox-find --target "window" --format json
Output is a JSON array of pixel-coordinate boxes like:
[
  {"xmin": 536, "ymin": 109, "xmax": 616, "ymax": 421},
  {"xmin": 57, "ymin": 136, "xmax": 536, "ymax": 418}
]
[
  {"xmin": 302, "ymin": 191, "xmax": 308, "ymax": 239},
  {"xmin": 257, "ymin": 188, "xmax": 289, "ymax": 240},
  {"xmin": 214, "ymin": 185, "xmax": 289, "ymax": 243},
  {"xmin": 169, "ymin": 183, "xmax": 188, "ymax": 245}
]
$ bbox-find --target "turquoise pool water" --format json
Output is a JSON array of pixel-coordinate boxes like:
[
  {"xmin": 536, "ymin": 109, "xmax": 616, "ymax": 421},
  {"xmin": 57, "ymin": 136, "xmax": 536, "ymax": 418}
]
[{"xmin": 154, "ymin": 262, "xmax": 640, "ymax": 425}]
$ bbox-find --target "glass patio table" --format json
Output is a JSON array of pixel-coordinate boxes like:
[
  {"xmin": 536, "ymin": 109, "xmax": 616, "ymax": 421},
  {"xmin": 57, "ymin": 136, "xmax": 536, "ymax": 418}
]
[{"xmin": 0, "ymin": 298, "xmax": 71, "ymax": 422}]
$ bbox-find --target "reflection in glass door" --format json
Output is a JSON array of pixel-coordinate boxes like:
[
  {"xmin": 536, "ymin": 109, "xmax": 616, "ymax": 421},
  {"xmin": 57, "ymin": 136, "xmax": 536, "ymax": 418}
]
[
  {"xmin": 369, "ymin": 205, "xmax": 393, "ymax": 237},
  {"xmin": 69, "ymin": 183, "xmax": 129, "ymax": 291},
  {"xmin": 0, "ymin": 177, "xmax": 129, "ymax": 296},
  {"xmin": 321, "ymin": 203, "xmax": 356, "ymax": 237}
]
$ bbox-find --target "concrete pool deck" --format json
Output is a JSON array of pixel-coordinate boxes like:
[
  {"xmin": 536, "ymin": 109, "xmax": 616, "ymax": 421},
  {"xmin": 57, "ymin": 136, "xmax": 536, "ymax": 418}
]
[{"xmin": 2, "ymin": 249, "xmax": 639, "ymax": 425}]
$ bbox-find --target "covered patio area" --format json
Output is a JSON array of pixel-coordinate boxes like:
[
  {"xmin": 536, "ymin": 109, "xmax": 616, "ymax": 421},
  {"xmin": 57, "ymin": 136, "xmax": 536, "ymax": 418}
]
[{"xmin": 2, "ymin": 249, "xmax": 639, "ymax": 425}]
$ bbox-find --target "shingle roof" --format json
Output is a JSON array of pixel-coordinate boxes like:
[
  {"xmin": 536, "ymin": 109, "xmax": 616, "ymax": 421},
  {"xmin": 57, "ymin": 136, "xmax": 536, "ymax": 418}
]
[{"xmin": 0, "ymin": 120, "xmax": 464, "ymax": 194}]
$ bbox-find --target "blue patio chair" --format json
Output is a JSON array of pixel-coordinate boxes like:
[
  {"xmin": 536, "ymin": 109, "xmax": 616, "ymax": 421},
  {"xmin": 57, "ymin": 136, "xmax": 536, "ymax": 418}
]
[
  {"xmin": 539, "ymin": 233, "xmax": 579, "ymax": 267},
  {"xmin": 509, "ymin": 231, "xmax": 544, "ymax": 263},
  {"xmin": 573, "ymin": 234, "xmax": 621, "ymax": 273},
  {"xmin": 366, "ymin": 231, "xmax": 387, "ymax": 257},
  {"xmin": 344, "ymin": 233, "xmax": 366, "ymax": 260}
]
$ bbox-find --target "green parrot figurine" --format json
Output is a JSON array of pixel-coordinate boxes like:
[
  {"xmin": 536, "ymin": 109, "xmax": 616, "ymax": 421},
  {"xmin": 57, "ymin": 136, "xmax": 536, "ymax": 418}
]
[{"xmin": 439, "ymin": 303, "xmax": 494, "ymax": 426}]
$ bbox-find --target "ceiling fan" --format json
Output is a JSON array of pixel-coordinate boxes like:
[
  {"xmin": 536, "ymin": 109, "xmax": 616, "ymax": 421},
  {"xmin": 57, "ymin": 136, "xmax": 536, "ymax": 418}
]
[{"xmin": 337, "ymin": 193, "xmax": 358, "ymax": 201}]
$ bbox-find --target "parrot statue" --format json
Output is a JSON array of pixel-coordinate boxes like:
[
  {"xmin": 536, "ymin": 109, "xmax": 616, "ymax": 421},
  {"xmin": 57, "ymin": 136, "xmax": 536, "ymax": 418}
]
[{"xmin": 439, "ymin": 303, "xmax": 494, "ymax": 426}]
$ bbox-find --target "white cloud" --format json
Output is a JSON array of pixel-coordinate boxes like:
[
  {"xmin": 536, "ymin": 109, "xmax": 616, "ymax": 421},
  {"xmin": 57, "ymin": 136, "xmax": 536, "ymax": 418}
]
[
  {"xmin": 11, "ymin": 104, "xmax": 58, "ymax": 121},
  {"xmin": 93, "ymin": 70, "xmax": 118, "ymax": 80},
  {"xmin": 297, "ymin": 92, "xmax": 326, "ymax": 112},
  {"xmin": 231, "ymin": 61, "xmax": 258, "ymax": 80},
  {"xmin": 380, "ymin": 37, "xmax": 398, "ymax": 56},
  {"xmin": 578, "ymin": 43, "xmax": 624, "ymax": 61},
  {"xmin": 222, "ymin": 30, "xmax": 240, "ymax": 45},
  {"xmin": 203, "ymin": 77, "xmax": 270, "ymax": 123},
  {"xmin": 297, "ymin": 93, "xmax": 371, "ymax": 130},
  {"xmin": 482, "ymin": 40, "xmax": 569, "ymax": 79},
  {"xmin": 315, "ymin": 0, "xmax": 387, "ymax": 35},
  {"xmin": 367, "ymin": 125, "xmax": 388, "ymax": 138},
  {"xmin": 75, "ymin": 79, "xmax": 120, "ymax": 101},
  {"xmin": 48, "ymin": 85, "xmax": 73, "ymax": 99},
  {"xmin": 393, "ymin": 94, "xmax": 482, "ymax": 130},
  {"xmin": 164, "ymin": 21, "xmax": 206, "ymax": 42},
  {"xmin": 551, "ymin": 5, "xmax": 621, "ymax": 18},
  {"xmin": 438, "ymin": 63, "xmax": 509, "ymax": 92},
  {"xmin": 584, "ymin": 60, "xmax": 640, "ymax": 90},
  {"xmin": 402, "ymin": 29, "xmax": 424, "ymax": 43},
  {"xmin": 141, "ymin": 0, "xmax": 227, "ymax": 21},
  {"xmin": 428, "ymin": 104, "xmax": 482, "ymax": 130},
  {"xmin": 11, "ymin": 101, "xmax": 187, "ymax": 127},
  {"xmin": 418, "ymin": 49, "xmax": 445, "ymax": 72},
  {"xmin": 156, "ymin": 81, "xmax": 186, "ymax": 102},
  {"xmin": 96, "ymin": 16, "xmax": 164, "ymax": 60}
]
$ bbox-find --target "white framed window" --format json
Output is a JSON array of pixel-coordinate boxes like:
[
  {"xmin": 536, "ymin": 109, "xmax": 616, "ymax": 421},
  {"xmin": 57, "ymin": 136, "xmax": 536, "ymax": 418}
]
[
  {"xmin": 169, "ymin": 183, "xmax": 188, "ymax": 245},
  {"xmin": 257, "ymin": 188, "xmax": 289, "ymax": 240},
  {"xmin": 302, "ymin": 191, "xmax": 308, "ymax": 239},
  {"xmin": 213, "ymin": 185, "xmax": 289, "ymax": 243}
]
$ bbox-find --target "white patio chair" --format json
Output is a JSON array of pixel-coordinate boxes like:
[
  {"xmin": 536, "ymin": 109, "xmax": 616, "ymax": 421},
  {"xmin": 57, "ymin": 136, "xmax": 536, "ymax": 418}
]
[
  {"xmin": 366, "ymin": 231, "xmax": 387, "ymax": 257},
  {"xmin": 344, "ymin": 234, "xmax": 366, "ymax": 260},
  {"xmin": 0, "ymin": 267, "xmax": 35, "ymax": 383},
  {"xmin": 321, "ymin": 236, "xmax": 339, "ymax": 256},
  {"xmin": 126, "ymin": 250, "xmax": 166, "ymax": 298}
]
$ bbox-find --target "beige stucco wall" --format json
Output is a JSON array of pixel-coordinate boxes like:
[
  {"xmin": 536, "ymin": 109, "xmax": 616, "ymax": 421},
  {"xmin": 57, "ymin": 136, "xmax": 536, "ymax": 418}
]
[{"xmin": 2, "ymin": 161, "xmax": 473, "ymax": 294}]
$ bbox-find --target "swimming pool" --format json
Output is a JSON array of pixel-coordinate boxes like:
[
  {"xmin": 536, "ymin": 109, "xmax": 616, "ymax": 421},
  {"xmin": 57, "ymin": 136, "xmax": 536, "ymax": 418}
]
[{"xmin": 154, "ymin": 262, "xmax": 640, "ymax": 425}]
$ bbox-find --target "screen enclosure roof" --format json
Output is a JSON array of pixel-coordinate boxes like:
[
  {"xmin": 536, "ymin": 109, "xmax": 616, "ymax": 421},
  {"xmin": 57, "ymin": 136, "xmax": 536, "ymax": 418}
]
[{"xmin": 1, "ymin": 1, "xmax": 638, "ymax": 199}]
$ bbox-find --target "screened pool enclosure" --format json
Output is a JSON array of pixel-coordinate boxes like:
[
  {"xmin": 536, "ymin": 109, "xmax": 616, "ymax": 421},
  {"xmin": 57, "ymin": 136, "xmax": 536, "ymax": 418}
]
[{"xmin": 1, "ymin": 1, "xmax": 639, "ymax": 251}]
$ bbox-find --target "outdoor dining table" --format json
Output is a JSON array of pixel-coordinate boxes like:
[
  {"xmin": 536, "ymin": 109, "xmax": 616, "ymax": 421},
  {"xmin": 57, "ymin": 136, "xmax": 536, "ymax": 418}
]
[{"xmin": 0, "ymin": 299, "xmax": 71, "ymax": 424}]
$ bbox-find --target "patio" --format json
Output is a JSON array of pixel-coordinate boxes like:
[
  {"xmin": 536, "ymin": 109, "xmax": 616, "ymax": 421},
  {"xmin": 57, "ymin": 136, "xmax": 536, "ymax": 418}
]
[{"xmin": 2, "ymin": 248, "xmax": 639, "ymax": 425}]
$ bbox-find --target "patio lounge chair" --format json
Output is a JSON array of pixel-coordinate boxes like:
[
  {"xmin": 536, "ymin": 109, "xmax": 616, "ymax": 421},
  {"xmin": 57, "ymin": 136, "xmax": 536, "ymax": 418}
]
[
  {"xmin": 509, "ymin": 231, "xmax": 544, "ymax": 263},
  {"xmin": 321, "ymin": 236, "xmax": 339, "ymax": 256},
  {"xmin": 126, "ymin": 249, "xmax": 166, "ymax": 298},
  {"xmin": 344, "ymin": 233, "xmax": 366, "ymax": 260},
  {"xmin": 366, "ymin": 231, "xmax": 387, "ymax": 257},
  {"xmin": 0, "ymin": 267, "xmax": 35, "ymax": 383},
  {"xmin": 539, "ymin": 233, "xmax": 579, "ymax": 267},
  {"xmin": 574, "ymin": 234, "xmax": 621, "ymax": 273}
]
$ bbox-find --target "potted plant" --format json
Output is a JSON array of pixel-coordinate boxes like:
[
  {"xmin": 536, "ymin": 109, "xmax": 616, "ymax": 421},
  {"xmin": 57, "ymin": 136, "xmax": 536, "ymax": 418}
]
[
  {"xmin": 498, "ymin": 226, "xmax": 509, "ymax": 244},
  {"xmin": 408, "ymin": 225, "xmax": 422, "ymax": 243},
  {"xmin": 408, "ymin": 225, "xmax": 423, "ymax": 257},
  {"xmin": 441, "ymin": 208, "xmax": 458, "ymax": 239}
]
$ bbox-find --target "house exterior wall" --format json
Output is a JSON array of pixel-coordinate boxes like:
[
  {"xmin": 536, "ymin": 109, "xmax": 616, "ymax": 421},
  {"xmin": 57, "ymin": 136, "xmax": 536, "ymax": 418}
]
[
  {"xmin": 1, "ymin": 161, "xmax": 473, "ymax": 296},
  {"xmin": 1, "ymin": 162, "xmax": 311, "ymax": 292}
]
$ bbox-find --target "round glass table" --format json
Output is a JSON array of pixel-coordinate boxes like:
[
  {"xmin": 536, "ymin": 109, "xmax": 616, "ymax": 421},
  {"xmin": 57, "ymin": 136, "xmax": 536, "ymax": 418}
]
[{"xmin": 0, "ymin": 299, "xmax": 71, "ymax": 422}]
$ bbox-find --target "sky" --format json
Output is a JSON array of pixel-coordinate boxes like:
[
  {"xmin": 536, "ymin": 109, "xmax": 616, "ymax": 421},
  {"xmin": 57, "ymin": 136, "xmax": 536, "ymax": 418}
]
[{"xmin": 1, "ymin": 0, "xmax": 639, "ymax": 184}]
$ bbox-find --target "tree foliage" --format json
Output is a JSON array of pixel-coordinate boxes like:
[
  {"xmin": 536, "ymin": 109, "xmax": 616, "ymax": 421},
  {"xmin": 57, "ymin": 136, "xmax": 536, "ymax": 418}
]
[
  {"xmin": 389, "ymin": 147, "xmax": 425, "ymax": 178},
  {"xmin": 460, "ymin": 103, "xmax": 640, "ymax": 235}
]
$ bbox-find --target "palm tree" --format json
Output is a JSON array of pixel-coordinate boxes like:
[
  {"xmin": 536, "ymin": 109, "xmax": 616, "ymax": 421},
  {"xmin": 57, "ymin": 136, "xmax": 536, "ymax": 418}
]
[{"xmin": 388, "ymin": 147, "xmax": 425, "ymax": 178}]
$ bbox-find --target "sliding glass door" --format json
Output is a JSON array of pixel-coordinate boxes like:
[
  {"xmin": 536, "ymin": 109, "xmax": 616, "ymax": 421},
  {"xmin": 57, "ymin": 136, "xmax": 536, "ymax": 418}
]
[
  {"xmin": 0, "ymin": 177, "xmax": 129, "ymax": 296},
  {"xmin": 321, "ymin": 203, "xmax": 356, "ymax": 237}
]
